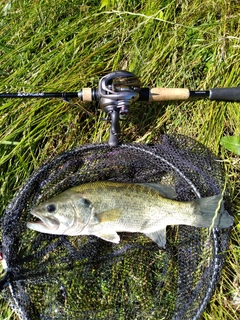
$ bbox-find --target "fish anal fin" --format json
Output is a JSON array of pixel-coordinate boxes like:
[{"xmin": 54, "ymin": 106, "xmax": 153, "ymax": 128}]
[{"xmin": 145, "ymin": 228, "xmax": 167, "ymax": 248}]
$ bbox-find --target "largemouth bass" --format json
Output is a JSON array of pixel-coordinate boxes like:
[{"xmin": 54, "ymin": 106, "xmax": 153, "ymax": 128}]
[{"xmin": 27, "ymin": 181, "xmax": 233, "ymax": 248}]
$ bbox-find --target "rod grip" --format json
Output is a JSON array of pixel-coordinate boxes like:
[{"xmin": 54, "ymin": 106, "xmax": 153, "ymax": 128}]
[
  {"xmin": 82, "ymin": 88, "xmax": 93, "ymax": 101},
  {"xmin": 209, "ymin": 87, "xmax": 240, "ymax": 102},
  {"xmin": 149, "ymin": 88, "xmax": 190, "ymax": 101}
]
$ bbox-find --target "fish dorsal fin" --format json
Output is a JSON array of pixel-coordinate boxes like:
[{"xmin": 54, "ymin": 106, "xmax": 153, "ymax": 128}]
[
  {"xmin": 95, "ymin": 230, "xmax": 120, "ymax": 244},
  {"xmin": 144, "ymin": 228, "xmax": 167, "ymax": 248},
  {"xmin": 138, "ymin": 183, "xmax": 177, "ymax": 199}
]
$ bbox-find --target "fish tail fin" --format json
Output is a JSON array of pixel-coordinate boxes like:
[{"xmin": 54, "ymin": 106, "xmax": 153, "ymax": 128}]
[{"xmin": 194, "ymin": 195, "xmax": 233, "ymax": 228}]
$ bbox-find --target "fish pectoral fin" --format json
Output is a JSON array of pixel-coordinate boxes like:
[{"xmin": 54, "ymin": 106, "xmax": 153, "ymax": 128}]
[
  {"xmin": 96, "ymin": 209, "xmax": 121, "ymax": 223},
  {"xmin": 95, "ymin": 230, "xmax": 120, "ymax": 244},
  {"xmin": 144, "ymin": 228, "xmax": 167, "ymax": 248}
]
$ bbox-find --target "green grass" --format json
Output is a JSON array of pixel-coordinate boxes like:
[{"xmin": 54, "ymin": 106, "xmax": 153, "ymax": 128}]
[{"xmin": 0, "ymin": 0, "xmax": 239, "ymax": 319}]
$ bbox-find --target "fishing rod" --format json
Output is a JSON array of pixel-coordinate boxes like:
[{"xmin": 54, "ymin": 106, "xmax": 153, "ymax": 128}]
[{"xmin": 1, "ymin": 70, "xmax": 240, "ymax": 146}]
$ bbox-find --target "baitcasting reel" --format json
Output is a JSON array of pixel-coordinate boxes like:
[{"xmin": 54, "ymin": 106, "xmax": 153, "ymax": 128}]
[{"xmin": 98, "ymin": 71, "xmax": 141, "ymax": 146}]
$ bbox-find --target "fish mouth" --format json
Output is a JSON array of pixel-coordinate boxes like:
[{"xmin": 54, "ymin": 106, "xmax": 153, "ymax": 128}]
[{"xmin": 27, "ymin": 212, "xmax": 59, "ymax": 232}]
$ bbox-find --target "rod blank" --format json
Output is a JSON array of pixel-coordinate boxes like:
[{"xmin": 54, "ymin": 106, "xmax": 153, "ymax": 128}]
[{"xmin": 0, "ymin": 92, "xmax": 79, "ymax": 99}]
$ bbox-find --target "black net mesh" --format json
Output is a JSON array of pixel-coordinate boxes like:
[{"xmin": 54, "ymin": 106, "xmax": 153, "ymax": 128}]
[{"xmin": 0, "ymin": 134, "xmax": 231, "ymax": 320}]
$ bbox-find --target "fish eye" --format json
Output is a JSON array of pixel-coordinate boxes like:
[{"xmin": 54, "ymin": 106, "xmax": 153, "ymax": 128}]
[{"xmin": 46, "ymin": 204, "xmax": 56, "ymax": 213}]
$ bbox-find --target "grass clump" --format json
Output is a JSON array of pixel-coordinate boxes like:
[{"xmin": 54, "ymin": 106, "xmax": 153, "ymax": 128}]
[{"xmin": 0, "ymin": 0, "xmax": 239, "ymax": 319}]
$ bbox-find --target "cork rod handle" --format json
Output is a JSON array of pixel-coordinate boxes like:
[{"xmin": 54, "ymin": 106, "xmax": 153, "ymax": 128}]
[{"xmin": 149, "ymin": 88, "xmax": 190, "ymax": 101}]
